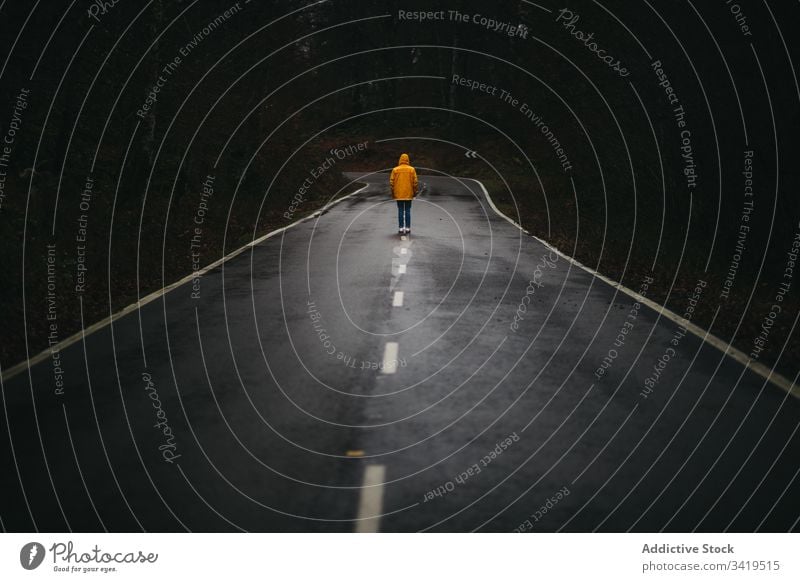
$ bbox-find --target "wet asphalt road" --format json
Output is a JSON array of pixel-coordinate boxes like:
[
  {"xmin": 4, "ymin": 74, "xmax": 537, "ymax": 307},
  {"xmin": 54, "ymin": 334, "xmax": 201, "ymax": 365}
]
[{"xmin": 1, "ymin": 173, "xmax": 799, "ymax": 532}]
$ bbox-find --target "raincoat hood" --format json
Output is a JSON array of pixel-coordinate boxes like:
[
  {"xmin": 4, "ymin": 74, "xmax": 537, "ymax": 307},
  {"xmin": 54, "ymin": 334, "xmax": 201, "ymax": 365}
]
[{"xmin": 398, "ymin": 153, "xmax": 410, "ymax": 165}]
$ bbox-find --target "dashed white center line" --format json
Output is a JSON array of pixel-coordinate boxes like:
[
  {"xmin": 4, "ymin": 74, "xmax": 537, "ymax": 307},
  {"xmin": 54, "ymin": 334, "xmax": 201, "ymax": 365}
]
[
  {"xmin": 398, "ymin": 264, "xmax": 407, "ymax": 274},
  {"xmin": 381, "ymin": 342, "xmax": 399, "ymax": 374},
  {"xmin": 392, "ymin": 291, "xmax": 404, "ymax": 307},
  {"xmin": 400, "ymin": 247, "xmax": 407, "ymax": 255},
  {"xmin": 355, "ymin": 465, "xmax": 386, "ymax": 533}
]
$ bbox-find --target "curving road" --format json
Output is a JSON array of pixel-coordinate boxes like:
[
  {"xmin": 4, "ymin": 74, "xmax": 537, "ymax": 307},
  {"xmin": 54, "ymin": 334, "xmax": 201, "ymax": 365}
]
[{"xmin": 1, "ymin": 173, "xmax": 799, "ymax": 532}]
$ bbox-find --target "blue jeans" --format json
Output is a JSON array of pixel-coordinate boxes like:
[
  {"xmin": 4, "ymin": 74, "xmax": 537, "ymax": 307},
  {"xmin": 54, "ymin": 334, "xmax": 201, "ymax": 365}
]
[{"xmin": 397, "ymin": 200, "xmax": 412, "ymax": 229}]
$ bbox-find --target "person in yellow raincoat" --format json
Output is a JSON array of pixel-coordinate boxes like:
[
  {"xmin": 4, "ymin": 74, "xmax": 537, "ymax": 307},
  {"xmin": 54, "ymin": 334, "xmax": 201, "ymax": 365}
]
[{"xmin": 389, "ymin": 153, "xmax": 418, "ymax": 235}]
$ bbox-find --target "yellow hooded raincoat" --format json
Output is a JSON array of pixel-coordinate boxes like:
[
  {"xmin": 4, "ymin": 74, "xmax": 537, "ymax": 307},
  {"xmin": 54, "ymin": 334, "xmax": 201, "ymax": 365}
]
[{"xmin": 390, "ymin": 153, "xmax": 418, "ymax": 200}]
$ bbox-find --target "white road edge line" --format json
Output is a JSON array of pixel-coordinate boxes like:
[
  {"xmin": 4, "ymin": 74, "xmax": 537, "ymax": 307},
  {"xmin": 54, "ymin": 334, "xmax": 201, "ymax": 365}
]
[
  {"xmin": 469, "ymin": 178, "xmax": 799, "ymax": 399},
  {"xmin": 1, "ymin": 184, "xmax": 370, "ymax": 384},
  {"xmin": 355, "ymin": 464, "xmax": 386, "ymax": 533},
  {"xmin": 392, "ymin": 291, "xmax": 404, "ymax": 307},
  {"xmin": 381, "ymin": 342, "xmax": 399, "ymax": 374}
]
